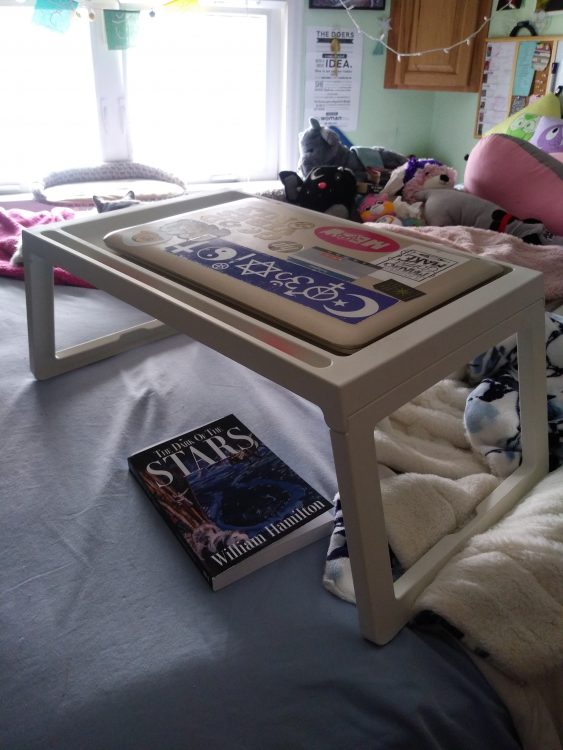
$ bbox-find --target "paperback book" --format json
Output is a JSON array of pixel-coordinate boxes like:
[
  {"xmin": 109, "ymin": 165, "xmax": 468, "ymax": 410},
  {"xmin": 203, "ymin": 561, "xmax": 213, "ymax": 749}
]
[{"xmin": 128, "ymin": 414, "xmax": 334, "ymax": 590}]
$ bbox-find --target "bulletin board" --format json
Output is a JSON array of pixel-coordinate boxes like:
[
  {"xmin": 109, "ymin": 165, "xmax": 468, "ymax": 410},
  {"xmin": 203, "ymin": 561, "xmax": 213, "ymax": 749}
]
[{"xmin": 474, "ymin": 36, "xmax": 563, "ymax": 137}]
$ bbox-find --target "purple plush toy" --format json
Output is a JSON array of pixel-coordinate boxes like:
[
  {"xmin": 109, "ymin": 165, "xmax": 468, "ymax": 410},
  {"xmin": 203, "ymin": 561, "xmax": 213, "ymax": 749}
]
[
  {"xmin": 385, "ymin": 156, "xmax": 457, "ymax": 203},
  {"xmin": 531, "ymin": 116, "xmax": 563, "ymax": 153}
]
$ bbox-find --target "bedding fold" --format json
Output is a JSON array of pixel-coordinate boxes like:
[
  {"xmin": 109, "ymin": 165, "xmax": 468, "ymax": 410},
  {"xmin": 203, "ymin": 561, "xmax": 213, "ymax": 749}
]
[
  {"xmin": 0, "ymin": 206, "xmax": 93, "ymax": 287},
  {"xmin": 322, "ymin": 347, "xmax": 563, "ymax": 749},
  {"xmin": 414, "ymin": 465, "xmax": 563, "ymax": 682}
]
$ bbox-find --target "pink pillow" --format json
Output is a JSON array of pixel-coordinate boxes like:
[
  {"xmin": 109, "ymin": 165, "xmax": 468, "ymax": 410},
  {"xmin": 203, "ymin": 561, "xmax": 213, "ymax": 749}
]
[{"xmin": 464, "ymin": 133, "xmax": 563, "ymax": 235}]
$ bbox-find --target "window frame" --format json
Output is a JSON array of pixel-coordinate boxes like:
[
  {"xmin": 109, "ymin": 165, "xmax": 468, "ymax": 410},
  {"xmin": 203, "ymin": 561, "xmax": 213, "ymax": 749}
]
[{"xmin": 0, "ymin": 0, "xmax": 301, "ymax": 189}]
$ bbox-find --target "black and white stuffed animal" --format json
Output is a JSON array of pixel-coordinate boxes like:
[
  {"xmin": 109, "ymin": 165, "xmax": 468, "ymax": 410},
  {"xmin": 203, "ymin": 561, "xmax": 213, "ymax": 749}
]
[{"xmin": 279, "ymin": 166, "xmax": 358, "ymax": 219}]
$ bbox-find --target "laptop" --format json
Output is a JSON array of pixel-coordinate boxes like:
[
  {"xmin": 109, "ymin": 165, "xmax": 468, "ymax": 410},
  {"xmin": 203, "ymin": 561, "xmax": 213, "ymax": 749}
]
[{"xmin": 103, "ymin": 195, "xmax": 506, "ymax": 354}]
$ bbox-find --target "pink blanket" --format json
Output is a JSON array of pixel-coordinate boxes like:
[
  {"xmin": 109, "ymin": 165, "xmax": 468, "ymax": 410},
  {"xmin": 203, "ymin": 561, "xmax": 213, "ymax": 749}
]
[
  {"xmin": 3, "ymin": 208, "xmax": 562, "ymax": 300},
  {"xmin": 382, "ymin": 224, "xmax": 563, "ymax": 303},
  {"xmin": 0, "ymin": 207, "xmax": 93, "ymax": 288}
]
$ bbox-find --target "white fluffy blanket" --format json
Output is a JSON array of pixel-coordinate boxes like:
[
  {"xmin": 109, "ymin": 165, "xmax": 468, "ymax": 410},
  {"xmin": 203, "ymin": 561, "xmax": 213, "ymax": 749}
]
[
  {"xmin": 322, "ymin": 374, "xmax": 563, "ymax": 750},
  {"xmin": 320, "ymin": 224, "xmax": 563, "ymax": 747},
  {"xmin": 415, "ymin": 467, "xmax": 563, "ymax": 682},
  {"xmin": 323, "ymin": 378, "xmax": 501, "ymax": 598},
  {"xmin": 417, "ymin": 468, "xmax": 563, "ymax": 750},
  {"xmin": 464, "ymin": 311, "xmax": 563, "ymax": 475}
]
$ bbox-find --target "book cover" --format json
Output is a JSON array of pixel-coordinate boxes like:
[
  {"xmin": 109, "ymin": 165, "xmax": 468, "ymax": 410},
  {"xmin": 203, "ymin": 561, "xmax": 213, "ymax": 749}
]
[{"xmin": 128, "ymin": 414, "xmax": 334, "ymax": 589}]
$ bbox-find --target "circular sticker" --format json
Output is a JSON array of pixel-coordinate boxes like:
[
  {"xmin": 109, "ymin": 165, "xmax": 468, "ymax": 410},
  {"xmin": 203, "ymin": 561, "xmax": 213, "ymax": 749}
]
[
  {"xmin": 314, "ymin": 226, "xmax": 400, "ymax": 253},
  {"xmin": 288, "ymin": 220, "xmax": 315, "ymax": 230},
  {"xmin": 268, "ymin": 240, "xmax": 303, "ymax": 253}
]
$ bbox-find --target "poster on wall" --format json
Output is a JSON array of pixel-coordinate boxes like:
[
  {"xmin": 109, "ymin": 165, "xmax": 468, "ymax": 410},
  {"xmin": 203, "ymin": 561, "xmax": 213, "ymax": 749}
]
[{"xmin": 303, "ymin": 26, "xmax": 363, "ymax": 131}]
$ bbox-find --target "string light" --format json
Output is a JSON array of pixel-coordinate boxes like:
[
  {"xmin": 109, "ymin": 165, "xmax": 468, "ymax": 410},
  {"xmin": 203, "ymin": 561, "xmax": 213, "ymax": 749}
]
[{"xmin": 338, "ymin": 0, "xmax": 490, "ymax": 60}]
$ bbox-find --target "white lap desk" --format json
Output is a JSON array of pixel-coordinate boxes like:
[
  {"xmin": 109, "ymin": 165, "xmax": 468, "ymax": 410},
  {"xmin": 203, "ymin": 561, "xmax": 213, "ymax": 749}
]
[{"xmin": 22, "ymin": 190, "xmax": 549, "ymax": 645}]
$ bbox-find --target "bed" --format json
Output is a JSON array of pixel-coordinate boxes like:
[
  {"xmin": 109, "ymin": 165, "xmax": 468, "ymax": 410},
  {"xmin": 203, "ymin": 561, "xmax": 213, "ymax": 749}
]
[{"xmin": 1, "ymin": 196, "xmax": 562, "ymax": 750}]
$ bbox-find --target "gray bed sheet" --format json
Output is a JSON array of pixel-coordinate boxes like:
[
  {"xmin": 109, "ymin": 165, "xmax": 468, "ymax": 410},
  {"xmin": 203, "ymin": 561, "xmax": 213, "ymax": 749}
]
[{"xmin": 1, "ymin": 278, "xmax": 521, "ymax": 750}]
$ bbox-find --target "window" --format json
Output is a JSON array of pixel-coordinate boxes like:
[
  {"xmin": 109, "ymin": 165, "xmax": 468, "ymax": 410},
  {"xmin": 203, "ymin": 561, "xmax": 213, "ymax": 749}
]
[
  {"xmin": 0, "ymin": 0, "xmax": 300, "ymax": 188},
  {"xmin": 0, "ymin": 5, "xmax": 101, "ymax": 184},
  {"xmin": 127, "ymin": 8, "xmax": 274, "ymax": 181}
]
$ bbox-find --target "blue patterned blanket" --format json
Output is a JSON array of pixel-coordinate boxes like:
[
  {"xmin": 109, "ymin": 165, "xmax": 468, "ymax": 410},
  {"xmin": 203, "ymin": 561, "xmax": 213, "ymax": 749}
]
[{"xmin": 465, "ymin": 311, "xmax": 563, "ymax": 475}]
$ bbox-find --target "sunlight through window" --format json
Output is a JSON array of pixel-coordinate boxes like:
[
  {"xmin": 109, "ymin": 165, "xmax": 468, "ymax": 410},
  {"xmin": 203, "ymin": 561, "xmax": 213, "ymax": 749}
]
[
  {"xmin": 0, "ymin": 7, "xmax": 101, "ymax": 183},
  {"xmin": 125, "ymin": 11, "xmax": 271, "ymax": 182}
]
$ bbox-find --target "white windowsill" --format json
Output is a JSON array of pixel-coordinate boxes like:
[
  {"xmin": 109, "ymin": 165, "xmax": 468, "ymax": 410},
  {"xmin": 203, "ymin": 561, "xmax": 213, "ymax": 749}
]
[{"xmin": 0, "ymin": 180, "xmax": 284, "ymax": 211}]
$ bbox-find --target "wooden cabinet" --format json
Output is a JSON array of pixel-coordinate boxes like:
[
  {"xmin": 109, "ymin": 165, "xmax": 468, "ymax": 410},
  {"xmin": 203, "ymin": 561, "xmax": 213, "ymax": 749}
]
[{"xmin": 384, "ymin": 0, "xmax": 491, "ymax": 92}]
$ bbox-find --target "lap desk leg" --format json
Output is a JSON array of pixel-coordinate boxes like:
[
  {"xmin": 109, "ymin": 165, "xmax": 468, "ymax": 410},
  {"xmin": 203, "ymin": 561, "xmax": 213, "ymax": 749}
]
[
  {"xmin": 328, "ymin": 294, "xmax": 548, "ymax": 644},
  {"xmin": 22, "ymin": 203, "xmax": 549, "ymax": 645}
]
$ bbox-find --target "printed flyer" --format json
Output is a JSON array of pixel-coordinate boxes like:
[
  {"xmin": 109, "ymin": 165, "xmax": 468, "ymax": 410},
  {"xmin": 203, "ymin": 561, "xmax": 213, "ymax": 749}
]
[{"xmin": 304, "ymin": 26, "xmax": 363, "ymax": 131}]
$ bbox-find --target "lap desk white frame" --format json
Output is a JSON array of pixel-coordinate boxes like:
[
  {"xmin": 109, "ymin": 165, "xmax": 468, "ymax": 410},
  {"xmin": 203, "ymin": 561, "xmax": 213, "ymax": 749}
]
[{"xmin": 22, "ymin": 190, "xmax": 549, "ymax": 645}]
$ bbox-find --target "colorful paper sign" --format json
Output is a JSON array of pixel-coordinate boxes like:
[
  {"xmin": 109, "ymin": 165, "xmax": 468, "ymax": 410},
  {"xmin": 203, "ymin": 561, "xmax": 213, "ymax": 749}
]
[
  {"xmin": 103, "ymin": 10, "xmax": 140, "ymax": 51},
  {"xmin": 33, "ymin": 0, "xmax": 78, "ymax": 33}
]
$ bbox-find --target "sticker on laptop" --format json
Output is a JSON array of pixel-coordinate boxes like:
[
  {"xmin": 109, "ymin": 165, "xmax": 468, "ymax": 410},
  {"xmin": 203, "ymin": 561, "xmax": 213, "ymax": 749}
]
[
  {"xmin": 290, "ymin": 247, "xmax": 376, "ymax": 281},
  {"xmin": 164, "ymin": 239, "xmax": 397, "ymax": 323},
  {"xmin": 116, "ymin": 219, "xmax": 231, "ymax": 248},
  {"xmin": 372, "ymin": 247, "xmax": 460, "ymax": 282},
  {"xmin": 314, "ymin": 226, "xmax": 401, "ymax": 254},
  {"xmin": 372, "ymin": 279, "xmax": 425, "ymax": 301}
]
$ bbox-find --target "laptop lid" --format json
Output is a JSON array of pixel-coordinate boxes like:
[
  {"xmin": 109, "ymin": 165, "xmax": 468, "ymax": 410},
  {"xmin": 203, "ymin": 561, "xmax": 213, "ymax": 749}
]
[{"xmin": 103, "ymin": 195, "xmax": 506, "ymax": 353}]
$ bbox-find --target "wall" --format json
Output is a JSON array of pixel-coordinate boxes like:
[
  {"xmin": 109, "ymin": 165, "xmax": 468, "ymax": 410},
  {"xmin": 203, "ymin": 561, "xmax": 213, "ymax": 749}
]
[
  {"xmin": 432, "ymin": 4, "xmax": 563, "ymax": 177},
  {"xmin": 301, "ymin": 1, "xmax": 563, "ymax": 180},
  {"xmin": 301, "ymin": 4, "xmax": 435, "ymax": 159}
]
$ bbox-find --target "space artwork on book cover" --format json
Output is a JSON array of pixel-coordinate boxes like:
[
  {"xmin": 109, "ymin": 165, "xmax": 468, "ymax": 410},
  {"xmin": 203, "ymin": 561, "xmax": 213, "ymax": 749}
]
[{"xmin": 128, "ymin": 414, "xmax": 333, "ymax": 589}]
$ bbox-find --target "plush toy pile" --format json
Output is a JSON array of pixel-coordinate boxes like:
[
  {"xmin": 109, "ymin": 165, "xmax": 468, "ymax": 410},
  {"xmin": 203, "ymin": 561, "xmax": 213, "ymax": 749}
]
[
  {"xmin": 280, "ymin": 126, "xmax": 563, "ymax": 247},
  {"xmin": 385, "ymin": 157, "xmax": 457, "ymax": 203},
  {"xmin": 382, "ymin": 155, "xmax": 563, "ymax": 245},
  {"xmin": 297, "ymin": 117, "xmax": 406, "ymax": 186},
  {"xmin": 357, "ymin": 193, "xmax": 423, "ymax": 227}
]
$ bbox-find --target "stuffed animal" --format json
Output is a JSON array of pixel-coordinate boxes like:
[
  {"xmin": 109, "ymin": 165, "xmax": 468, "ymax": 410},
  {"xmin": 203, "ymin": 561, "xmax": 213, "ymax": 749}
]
[
  {"xmin": 386, "ymin": 156, "xmax": 457, "ymax": 203},
  {"xmin": 297, "ymin": 118, "xmax": 407, "ymax": 182},
  {"xmin": 392, "ymin": 196, "xmax": 425, "ymax": 225},
  {"xmin": 357, "ymin": 194, "xmax": 425, "ymax": 227},
  {"xmin": 379, "ymin": 154, "xmax": 563, "ymax": 244},
  {"xmin": 357, "ymin": 193, "xmax": 396, "ymax": 222},
  {"xmin": 92, "ymin": 190, "xmax": 140, "ymax": 213},
  {"xmin": 417, "ymin": 188, "xmax": 563, "ymax": 245},
  {"xmin": 279, "ymin": 166, "xmax": 358, "ymax": 219}
]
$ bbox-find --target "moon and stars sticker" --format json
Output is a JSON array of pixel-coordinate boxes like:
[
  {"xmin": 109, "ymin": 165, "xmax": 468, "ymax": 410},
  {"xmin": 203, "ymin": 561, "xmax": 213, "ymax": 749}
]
[{"xmin": 165, "ymin": 239, "xmax": 397, "ymax": 323}]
